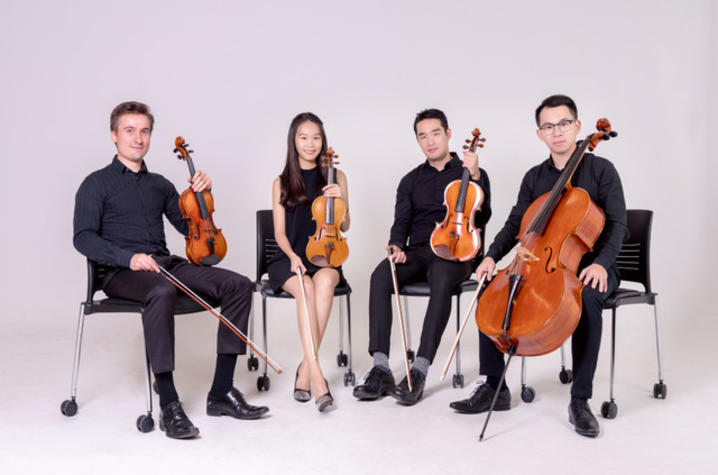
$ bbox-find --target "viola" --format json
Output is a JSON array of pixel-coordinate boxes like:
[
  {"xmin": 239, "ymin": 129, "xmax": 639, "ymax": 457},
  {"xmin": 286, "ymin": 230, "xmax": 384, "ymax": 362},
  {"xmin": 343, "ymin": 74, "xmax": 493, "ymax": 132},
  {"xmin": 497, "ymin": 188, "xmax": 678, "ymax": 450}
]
[
  {"xmin": 474, "ymin": 119, "xmax": 618, "ymax": 439},
  {"xmin": 173, "ymin": 137, "xmax": 227, "ymax": 266},
  {"xmin": 430, "ymin": 128, "xmax": 486, "ymax": 262},
  {"xmin": 305, "ymin": 147, "xmax": 349, "ymax": 267}
]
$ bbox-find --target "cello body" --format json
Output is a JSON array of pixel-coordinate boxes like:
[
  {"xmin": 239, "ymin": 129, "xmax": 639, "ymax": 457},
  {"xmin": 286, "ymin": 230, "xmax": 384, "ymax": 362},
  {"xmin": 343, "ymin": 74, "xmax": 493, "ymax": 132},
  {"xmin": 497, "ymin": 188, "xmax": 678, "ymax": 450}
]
[{"xmin": 477, "ymin": 186, "xmax": 604, "ymax": 356}]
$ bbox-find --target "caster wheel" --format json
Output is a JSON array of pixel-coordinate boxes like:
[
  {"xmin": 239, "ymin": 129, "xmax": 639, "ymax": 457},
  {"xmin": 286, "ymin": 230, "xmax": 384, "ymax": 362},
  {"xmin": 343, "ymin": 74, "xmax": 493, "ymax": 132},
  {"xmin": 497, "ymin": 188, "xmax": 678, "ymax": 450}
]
[
  {"xmin": 257, "ymin": 375, "xmax": 270, "ymax": 391},
  {"xmin": 521, "ymin": 386, "xmax": 536, "ymax": 403},
  {"xmin": 60, "ymin": 399, "xmax": 78, "ymax": 417},
  {"xmin": 559, "ymin": 368, "xmax": 573, "ymax": 384},
  {"xmin": 452, "ymin": 374, "xmax": 464, "ymax": 389},
  {"xmin": 601, "ymin": 400, "xmax": 618, "ymax": 419},
  {"xmin": 407, "ymin": 350, "xmax": 415, "ymax": 363},
  {"xmin": 344, "ymin": 371, "xmax": 356, "ymax": 386},
  {"xmin": 153, "ymin": 381, "xmax": 158, "ymax": 394},
  {"xmin": 337, "ymin": 351, "xmax": 348, "ymax": 367},
  {"xmin": 136, "ymin": 414, "xmax": 155, "ymax": 433},
  {"xmin": 247, "ymin": 356, "xmax": 259, "ymax": 371},
  {"xmin": 653, "ymin": 382, "xmax": 667, "ymax": 399}
]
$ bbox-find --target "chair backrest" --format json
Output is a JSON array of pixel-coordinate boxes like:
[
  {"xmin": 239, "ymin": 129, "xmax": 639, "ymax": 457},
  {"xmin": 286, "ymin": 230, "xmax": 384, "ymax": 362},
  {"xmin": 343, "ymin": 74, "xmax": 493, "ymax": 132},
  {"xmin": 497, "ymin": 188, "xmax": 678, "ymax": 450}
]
[
  {"xmin": 256, "ymin": 210, "xmax": 282, "ymax": 282},
  {"xmin": 86, "ymin": 260, "xmax": 107, "ymax": 302},
  {"xmin": 615, "ymin": 209, "xmax": 653, "ymax": 292}
]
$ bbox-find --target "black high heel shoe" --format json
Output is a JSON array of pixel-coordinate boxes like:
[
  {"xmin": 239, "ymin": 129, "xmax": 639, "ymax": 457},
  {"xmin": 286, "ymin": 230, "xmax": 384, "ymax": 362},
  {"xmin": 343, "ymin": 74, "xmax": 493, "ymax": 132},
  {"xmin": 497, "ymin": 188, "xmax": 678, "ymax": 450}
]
[
  {"xmin": 316, "ymin": 378, "xmax": 334, "ymax": 412},
  {"xmin": 294, "ymin": 364, "xmax": 311, "ymax": 403}
]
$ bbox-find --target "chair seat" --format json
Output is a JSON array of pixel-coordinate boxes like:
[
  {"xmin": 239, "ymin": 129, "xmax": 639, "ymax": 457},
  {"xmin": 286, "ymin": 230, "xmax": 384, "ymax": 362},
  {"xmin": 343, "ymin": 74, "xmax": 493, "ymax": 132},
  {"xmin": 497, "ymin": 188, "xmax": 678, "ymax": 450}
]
[
  {"xmin": 256, "ymin": 279, "xmax": 352, "ymax": 298},
  {"xmin": 603, "ymin": 288, "xmax": 657, "ymax": 309},
  {"xmin": 397, "ymin": 279, "xmax": 478, "ymax": 297},
  {"xmin": 84, "ymin": 295, "xmax": 215, "ymax": 316}
]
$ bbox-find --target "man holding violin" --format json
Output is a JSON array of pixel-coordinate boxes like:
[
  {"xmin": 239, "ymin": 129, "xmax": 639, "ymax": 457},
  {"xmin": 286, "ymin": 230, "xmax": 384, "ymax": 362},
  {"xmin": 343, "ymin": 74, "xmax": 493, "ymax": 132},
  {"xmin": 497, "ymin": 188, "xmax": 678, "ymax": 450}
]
[
  {"xmin": 353, "ymin": 108, "xmax": 492, "ymax": 405},
  {"xmin": 73, "ymin": 101, "xmax": 268, "ymax": 439},
  {"xmin": 450, "ymin": 95, "xmax": 627, "ymax": 438}
]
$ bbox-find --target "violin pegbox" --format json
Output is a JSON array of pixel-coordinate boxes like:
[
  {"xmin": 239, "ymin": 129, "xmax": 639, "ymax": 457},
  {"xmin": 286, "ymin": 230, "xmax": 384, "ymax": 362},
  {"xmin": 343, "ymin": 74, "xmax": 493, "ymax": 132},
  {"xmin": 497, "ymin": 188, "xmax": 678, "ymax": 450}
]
[
  {"xmin": 463, "ymin": 128, "xmax": 486, "ymax": 152},
  {"xmin": 321, "ymin": 147, "xmax": 339, "ymax": 168},
  {"xmin": 173, "ymin": 136, "xmax": 193, "ymax": 161}
]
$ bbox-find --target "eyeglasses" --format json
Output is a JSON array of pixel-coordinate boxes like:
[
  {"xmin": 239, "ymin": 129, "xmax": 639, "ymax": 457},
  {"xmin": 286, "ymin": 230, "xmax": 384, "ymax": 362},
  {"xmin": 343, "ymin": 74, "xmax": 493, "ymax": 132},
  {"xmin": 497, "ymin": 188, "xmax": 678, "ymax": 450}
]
[{"xmin": 538, "ymin": 119, "xmax": 576, "ymax": 135}]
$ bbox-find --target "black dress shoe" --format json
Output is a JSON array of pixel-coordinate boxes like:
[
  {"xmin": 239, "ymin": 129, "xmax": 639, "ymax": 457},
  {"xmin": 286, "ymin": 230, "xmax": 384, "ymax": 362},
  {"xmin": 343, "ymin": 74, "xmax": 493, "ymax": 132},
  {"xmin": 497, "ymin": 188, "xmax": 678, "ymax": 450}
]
[
  {"xmin": 391, "ymin": 368, "xmax": 425, "ymax": 406},
  {"xmin": 294, "ymin": 364, "xmax": 311, "ymax": 403},
  {"xmin": 568, "ymin": 398, "xmax": 600, "ymax": 438},
  {"xmin": 159, "ymin": 401, "xmax": 200, "ymax": 439},
  {"xmin": 449, "ymin": 381, "xmax": 511, "ymax": 414},
  {"xmin": 353, "ymin": 366, "xmax": 396, "ymax": 401},
  {"xmin": 207, "ymin": 387, "xmax": 269, "ymax": 420}
]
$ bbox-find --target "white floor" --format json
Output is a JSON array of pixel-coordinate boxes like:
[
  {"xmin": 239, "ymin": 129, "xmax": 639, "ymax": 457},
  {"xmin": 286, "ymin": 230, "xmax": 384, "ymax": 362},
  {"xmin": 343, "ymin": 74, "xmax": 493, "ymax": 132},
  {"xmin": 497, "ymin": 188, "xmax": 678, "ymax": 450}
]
[{"xmin": 1, "ymin": 296, "xmax": 715, "ymax": 475}]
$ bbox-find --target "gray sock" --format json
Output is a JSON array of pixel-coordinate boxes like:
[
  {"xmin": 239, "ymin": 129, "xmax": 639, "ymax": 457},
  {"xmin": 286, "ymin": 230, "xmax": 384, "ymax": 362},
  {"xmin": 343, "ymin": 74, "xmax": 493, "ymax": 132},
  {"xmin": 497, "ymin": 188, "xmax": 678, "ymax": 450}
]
[
  {"xmin": 373, "ymin": 352, "xmax": 390, "ymax": 372},
  {"xmin": 412, "ymin": 356, "xmax": 430, "ymax": 377}
]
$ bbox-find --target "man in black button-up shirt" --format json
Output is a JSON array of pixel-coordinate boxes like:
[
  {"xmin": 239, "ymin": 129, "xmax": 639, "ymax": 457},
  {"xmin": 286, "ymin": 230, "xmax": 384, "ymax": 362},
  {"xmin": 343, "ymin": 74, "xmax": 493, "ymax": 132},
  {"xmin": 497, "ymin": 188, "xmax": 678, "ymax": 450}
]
[
  {"xmin": 353, "ymin": 109, "xmax": 492, "ymax": 405},
  {"xmin": 450, "ymin": 95, "xmax": 627, "ymax": 439},
  {"xmin": 73, "ymin": 102, "xmax": 268, "ymax": 439}
]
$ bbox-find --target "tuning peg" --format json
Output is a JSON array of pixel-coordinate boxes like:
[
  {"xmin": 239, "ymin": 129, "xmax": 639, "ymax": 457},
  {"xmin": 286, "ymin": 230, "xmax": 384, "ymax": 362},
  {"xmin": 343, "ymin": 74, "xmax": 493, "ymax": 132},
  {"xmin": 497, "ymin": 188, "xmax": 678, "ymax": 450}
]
[
  {"xmin": 173, "ymin": 148, "xmax": 178, "ymax": 153},
  {"xmin": 463, "ymin": 145, "xmax": 469, "ymax": 150},
  {"xmin": 609, "ymin": 131, "xmax": 617, "ymax": 137},
  {"xmin": 480, "ymin": 137, "xmax": 486, "ymax": 142},
  {"xmin": 478, "ymin": 143, "xmax": 484, "ymax": 148},
  {"xmin": 465, "ymin": 139, "xmax": 471, "ymax": 143}
]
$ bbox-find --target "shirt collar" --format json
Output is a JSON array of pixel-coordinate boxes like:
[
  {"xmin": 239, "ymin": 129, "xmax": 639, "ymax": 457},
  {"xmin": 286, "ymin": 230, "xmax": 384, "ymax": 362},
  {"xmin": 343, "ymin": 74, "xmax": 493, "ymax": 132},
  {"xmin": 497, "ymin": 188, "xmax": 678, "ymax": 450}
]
[
  {"xmin": 111, "ymin": 155, "xmax": 148, "ymax": 175},
  {"xmin": 420, "ymin": 152, "xmax": 461, "ymax": 170}
]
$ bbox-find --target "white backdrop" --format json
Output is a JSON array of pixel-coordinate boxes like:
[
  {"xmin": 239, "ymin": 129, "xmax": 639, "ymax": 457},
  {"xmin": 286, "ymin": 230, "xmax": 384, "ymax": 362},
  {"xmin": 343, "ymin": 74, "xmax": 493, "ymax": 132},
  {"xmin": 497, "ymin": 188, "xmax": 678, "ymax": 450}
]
[
  {"xmin": 2, "ymin": 0, "xmax": 715, "ymax": 336},
  {"xmin": 1, "ymin": 1, "xmax": 716, "ymax": 472}
]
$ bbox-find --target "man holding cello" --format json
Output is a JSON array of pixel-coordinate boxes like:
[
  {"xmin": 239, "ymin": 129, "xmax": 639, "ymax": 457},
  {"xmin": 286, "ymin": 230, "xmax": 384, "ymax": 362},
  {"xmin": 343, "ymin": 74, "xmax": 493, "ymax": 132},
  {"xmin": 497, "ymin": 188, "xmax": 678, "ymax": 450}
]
[
  {"xmin": 73, "ymin": 101, "xmax": 268, "ymax": 439},
  {"xmin": 450, "ymin": 95, "xmax": 627, "ymax": 438},
  {"xmin": 353, "ymin": 109, "xmax": 492, "ymax": 405}
]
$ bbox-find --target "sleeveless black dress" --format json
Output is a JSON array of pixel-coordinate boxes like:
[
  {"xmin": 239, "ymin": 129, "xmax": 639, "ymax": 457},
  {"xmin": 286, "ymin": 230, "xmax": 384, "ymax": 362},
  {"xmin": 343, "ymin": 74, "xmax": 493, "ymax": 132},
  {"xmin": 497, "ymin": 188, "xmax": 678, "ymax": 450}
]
[{"xmin": 267, "ymin": 167, "xmax": 345, "ymax": 292}]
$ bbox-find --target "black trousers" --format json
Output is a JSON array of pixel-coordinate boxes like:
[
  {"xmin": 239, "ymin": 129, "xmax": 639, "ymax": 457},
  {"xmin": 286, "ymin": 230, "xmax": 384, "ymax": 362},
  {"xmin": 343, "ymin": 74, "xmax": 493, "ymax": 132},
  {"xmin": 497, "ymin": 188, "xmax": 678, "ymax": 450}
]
[
  {"xmin": 368, "ymin": 245, "xmax": 472, "ymax": 363},
  {"xmin": 479, "ymin": 266, "xmax": 620, "ymax": 399},
  {"xmin": 104, "ymin": 255, "xmax": 253, "ymax": 373}
]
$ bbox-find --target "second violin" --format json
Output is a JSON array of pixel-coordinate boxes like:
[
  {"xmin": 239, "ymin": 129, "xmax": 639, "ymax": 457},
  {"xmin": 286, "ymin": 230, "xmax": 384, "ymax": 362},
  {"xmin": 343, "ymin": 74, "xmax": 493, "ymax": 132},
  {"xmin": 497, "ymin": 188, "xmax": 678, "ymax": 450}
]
[
  {"xmin": 305, "ymin": 147, "xmax": 348, "ymax": 267},
  {"xmin": 430, "ymin": 128, "xmax": 486, "ymax": 262},
  {"xmin": 173, "ymin": 136, "xmax": 227, "ymax": 266}
]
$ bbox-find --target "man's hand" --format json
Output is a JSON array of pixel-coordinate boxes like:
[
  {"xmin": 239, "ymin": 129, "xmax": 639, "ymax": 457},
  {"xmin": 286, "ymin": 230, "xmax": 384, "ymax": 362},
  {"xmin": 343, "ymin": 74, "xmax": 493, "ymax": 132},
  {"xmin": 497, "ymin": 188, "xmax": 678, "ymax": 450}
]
[
  {"xmin": 130, "ymin": 253, "xmax": 160, "ymax": 273},
  {"xmin": 463, "ymin": 150, "xmax": 480, "ymax": 180},
  {"xmin": 188, "ymin": 170, "xmax": 212, "ymax": 192},
  {"xmin": 385, "ymin": 244, "xmax": 406, "ymax": 264},
  {"xmin": 476, "ymin": 256, "xmax": 496, "ymax": 281},
  {"xmin": 579, "ymin": 263, "xmax": 608, "ymax": 293}
]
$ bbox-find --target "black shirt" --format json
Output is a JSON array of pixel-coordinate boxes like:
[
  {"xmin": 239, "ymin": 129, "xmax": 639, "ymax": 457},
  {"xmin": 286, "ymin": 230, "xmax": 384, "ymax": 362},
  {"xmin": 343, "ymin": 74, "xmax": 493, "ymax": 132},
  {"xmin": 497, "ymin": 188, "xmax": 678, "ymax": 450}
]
[
  {"xmin": 486, "ymin": 152, "xmax": 627, "ymax": 271},
  {"xmin": 73, "ymin": 156, "xmax": 188, "ymax": 268},
  {"xmin": 389, "ymin": 152, "xmax": 492, "ymax": 249}
]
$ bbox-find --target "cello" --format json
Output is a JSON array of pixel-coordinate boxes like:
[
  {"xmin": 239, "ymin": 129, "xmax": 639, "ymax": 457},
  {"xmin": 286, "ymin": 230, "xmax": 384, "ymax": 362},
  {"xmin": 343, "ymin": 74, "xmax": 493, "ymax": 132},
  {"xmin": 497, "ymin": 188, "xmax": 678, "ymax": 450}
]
[
  {"xmin": 430, "ymin": 128, "xmax": 486, "ymax": 261},
  {"xmin": 173, "ymin": 137, "xmax": 227, "ymax": 266},
  {"xmin": 475, "ymin": 118, "xmax": 617, "ymax": 439},
  {"xmin": 305, "ymin": 147, "xmax": 349, "ymax": 267}
]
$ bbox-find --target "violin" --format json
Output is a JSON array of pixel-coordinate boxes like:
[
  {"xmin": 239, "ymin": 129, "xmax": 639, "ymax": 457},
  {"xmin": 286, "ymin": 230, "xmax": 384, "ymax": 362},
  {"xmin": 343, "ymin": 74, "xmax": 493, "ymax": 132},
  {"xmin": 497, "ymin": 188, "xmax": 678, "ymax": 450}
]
[
  {"xmin": 476, "ymin": 119, "xmax": 617, "ymax": 356},
  {"xmin": 430, "ymin": 128, "xmax": 486, "ymax": 262},
  {"xmin": 475, "ymin": 118, "xmax": 617, "ymax": 440},
  {"xmin": 173, "ymin": 137, "xmax": 227, "ymax": 266},
  {"xmin": 305, "ymin": 147, "xmax": 349, "ymax": 267}
]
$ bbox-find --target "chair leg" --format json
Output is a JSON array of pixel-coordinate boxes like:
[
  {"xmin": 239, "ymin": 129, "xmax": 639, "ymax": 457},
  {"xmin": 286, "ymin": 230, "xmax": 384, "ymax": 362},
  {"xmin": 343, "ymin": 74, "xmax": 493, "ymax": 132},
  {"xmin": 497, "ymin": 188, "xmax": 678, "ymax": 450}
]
[
  {"xmin": 246, "ymin": 295, "xmax": 259, "ymax": 371},
  {"xmin": 453, "ymin": 294, "xmax": 464, "ymax": 388},
  {"xmin": 254, "ymin": 295, "xmax": 270, "ymax": 391},
  {"xmin": 609, "ymin": 308, "xmax": 616, "ymax": 403},
  {"xmin": 558, "ymin": 342, "xmax": 573, "ymax": 384},
  {"xmin": 143, "ymin": 349, "xmax": 154, "ymax": 416},
  {"xmin": 403, "ymin": 295, "xmax": 415, "ymax": 362},
  {"xmin": 652, "ymin": 296, "xmax": 667, "ymax": 399},
  {"xmin": 344, "ymin": 293, "xmax": 356, "ymax": 386},
  {"xmin": 337, "ymin": 296, "xmax": 347, "ymax": 367},
  {"xmin": 520, "ymin": 357, "xmax": 535, "ymax": 402},
  {"xmin": 61, "ymin": 303, "xmax": 87, "ymax": 416}
]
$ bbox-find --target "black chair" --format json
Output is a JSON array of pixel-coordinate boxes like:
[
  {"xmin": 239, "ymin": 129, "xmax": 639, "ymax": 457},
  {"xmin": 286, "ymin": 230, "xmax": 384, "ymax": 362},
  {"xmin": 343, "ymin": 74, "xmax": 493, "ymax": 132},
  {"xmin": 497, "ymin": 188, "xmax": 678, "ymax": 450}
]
[
  {"xmin": 391, "ymin": 239, "xmax": 485, "ymax": 389},
  {"xmin": 60, "ymin": 260, "xmax": 217, "ymax": 433},
  {"xmin": 249, "ymin": 210, "xmax": 355, "ymax": 390},
  {"xmin": 519, "ymin": 209, "xmax": 667, "ymax": 417}
]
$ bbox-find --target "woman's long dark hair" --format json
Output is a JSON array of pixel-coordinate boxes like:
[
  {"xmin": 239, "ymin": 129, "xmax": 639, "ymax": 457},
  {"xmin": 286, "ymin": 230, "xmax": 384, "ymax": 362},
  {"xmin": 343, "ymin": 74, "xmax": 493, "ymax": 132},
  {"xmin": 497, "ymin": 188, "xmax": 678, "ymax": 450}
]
[{"xmin": 279, "ymin": 112, "xmax": 328, "ymax": 211}]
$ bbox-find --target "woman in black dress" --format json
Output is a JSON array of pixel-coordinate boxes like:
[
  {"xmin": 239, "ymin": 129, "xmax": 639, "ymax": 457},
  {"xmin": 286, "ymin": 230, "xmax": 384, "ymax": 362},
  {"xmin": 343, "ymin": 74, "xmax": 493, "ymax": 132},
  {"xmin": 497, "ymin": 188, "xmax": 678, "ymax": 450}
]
[{"xmin": 269, "ymin": 112, "xmax": 350, "ymax": 411}]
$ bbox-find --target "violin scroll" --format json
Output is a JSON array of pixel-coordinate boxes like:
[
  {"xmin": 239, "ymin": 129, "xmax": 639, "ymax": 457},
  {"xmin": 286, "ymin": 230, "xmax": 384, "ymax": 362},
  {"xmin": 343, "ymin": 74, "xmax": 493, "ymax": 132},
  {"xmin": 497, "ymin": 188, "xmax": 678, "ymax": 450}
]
[{"xmin": 462, "ymin": 128, "xmax": 486, "ymax": 152}]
